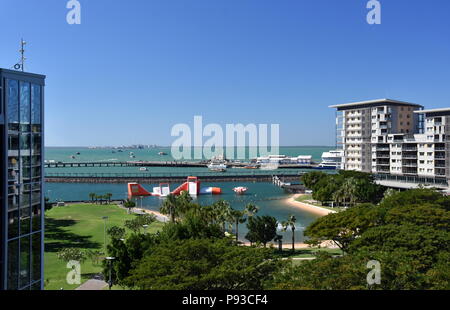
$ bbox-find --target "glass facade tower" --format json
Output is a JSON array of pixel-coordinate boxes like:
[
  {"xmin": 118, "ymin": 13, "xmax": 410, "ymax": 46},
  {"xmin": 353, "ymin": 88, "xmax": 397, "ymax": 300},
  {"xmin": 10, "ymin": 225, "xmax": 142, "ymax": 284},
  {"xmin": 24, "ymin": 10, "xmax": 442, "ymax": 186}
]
[{"xmin": 0, "ymin": 69, "xmax": 45, "ymax": 290}]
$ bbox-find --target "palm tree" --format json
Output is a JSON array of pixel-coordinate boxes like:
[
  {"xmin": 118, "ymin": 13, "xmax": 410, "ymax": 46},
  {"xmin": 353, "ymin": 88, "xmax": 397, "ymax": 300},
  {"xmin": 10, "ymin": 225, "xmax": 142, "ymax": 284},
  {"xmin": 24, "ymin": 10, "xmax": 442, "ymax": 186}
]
[
  {"xmin": 95, "ymin": 195, "xmax": 102, "ymax": 205},
  {"xmin": 333, "ymin": 178, "xmax": 359, "ymax": 207},
  {"xmin": 105, "ymin": 193, "xmax": 113, "ymax": 204},
  {"xmin": 212, "ymin": 200, "xmax": 232, "ymax": 232},
  {"xmin": 177, "ymin": 191, "xmax": 194, "ymax": 217},
  {"xmin": 281, "ymin": 215, "xmax": 297, "ymax": 252},
  {"xmin": 89, "ymin": 193, "xmax": 96, "ymax": 203},
  {"xmin": 230, "ymin": 209, "xmax": 246, "ymax": 242},
  {"xmin": 244, "ymin": 203, "xmax": 259, "ymax": 218},
  {"xmin": 160, "ymin": 194, "xmax": 179, "ymax": 222}
]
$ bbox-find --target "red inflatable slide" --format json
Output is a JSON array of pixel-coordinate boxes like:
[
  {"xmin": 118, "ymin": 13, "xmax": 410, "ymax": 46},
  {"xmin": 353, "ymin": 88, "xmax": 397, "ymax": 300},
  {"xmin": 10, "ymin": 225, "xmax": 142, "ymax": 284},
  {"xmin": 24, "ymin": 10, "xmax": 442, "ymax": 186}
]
[{"xmin": 128, "ymin": 177, "xmax": 222, "ymax": 198}]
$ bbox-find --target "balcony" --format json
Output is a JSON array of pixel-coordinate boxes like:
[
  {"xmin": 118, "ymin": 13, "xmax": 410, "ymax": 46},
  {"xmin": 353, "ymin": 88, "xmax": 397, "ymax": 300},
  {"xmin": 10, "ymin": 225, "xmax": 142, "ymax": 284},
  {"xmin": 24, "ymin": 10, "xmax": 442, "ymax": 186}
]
[
  {"xmin": 402, "ymin": 155, "xmax": 418, "ymax": 159},
  {"xmin": 435, "ymin": 169, "xmax": 446, "ymax": 176},
  {"xmin": 403, "ymin": 163, "xmax": 418, "ymax": 168},
  {"xmin": 376, "ymin": 168, "xmax": 390, "ymax": 173},
  {"xmin": 402, "ymin": 170, "xmax": 418, "ymax": 175},
  {"xmin": 375, "ymin": 154, "xmax": 390, "ymax": 159},
  {"xmin": 403, "ymin": 148, "xmax": 418, "ymax": 152}
]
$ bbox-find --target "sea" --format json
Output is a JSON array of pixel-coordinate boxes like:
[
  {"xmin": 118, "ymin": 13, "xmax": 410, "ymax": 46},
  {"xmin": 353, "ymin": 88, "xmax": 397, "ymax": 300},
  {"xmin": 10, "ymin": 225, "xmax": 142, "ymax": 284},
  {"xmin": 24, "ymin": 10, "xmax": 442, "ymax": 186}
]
[{"xmin": 45, "ymin": 146, "xmax": 333, "ymax": 242}]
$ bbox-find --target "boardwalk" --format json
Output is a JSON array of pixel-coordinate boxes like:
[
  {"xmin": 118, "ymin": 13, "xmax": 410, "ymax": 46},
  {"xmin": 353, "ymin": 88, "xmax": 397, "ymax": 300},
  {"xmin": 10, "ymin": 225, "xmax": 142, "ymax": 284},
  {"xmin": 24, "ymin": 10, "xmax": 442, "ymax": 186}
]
[
  {"xmin": 76, "ymin": 279, "xmax": 108, "ymax": 291},
  {"xmin": 44, "ymin": 161, "xmax": 316, "ymax": 169},
  {"xmin": 45, "ymin": 171, "xmax": 306, "ymax": 184}
]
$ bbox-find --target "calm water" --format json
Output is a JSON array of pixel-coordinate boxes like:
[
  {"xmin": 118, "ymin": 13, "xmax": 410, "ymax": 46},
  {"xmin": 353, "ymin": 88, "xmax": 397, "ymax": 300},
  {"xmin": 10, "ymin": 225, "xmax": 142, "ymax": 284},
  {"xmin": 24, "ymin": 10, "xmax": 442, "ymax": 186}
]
[
  {"xmin": 45, "ymin": 146, "xmax": 333, "ymax": 242},
  {"xmin": 44, "ymin": 181, "xmax": 320, "ymax": 242},
  {"xmin": 45, "ymin": 146, "xmax": 333, "ymax": 175}
]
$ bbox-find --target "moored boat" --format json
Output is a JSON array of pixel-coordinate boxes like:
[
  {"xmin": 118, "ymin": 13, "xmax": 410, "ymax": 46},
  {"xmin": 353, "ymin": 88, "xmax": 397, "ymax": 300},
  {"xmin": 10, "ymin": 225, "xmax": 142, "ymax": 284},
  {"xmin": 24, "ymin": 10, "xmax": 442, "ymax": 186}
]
[
  {"xmin": 208, "ymin": 163, "xmax": 227, "ymax": 172},
  {"xmin": 233, "ymin": 187, "xmax": 248, "ymax": 195}
]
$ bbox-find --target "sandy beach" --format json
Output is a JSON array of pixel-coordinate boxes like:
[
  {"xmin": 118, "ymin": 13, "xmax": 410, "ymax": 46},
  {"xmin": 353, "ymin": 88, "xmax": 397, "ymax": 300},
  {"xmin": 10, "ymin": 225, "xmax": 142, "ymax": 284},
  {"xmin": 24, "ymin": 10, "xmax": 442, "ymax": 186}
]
[{"xmin": 285, "ymin": 194, "xmax": 337, "ymax": 216}]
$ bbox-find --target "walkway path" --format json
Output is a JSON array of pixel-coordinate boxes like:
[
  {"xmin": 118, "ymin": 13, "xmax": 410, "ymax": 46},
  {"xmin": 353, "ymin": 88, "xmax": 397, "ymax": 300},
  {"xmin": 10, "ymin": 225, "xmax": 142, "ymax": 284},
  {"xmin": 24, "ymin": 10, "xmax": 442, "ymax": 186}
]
[{"xmin": 76, "ymin": 279, "xmax": 108, "ymax": 290}]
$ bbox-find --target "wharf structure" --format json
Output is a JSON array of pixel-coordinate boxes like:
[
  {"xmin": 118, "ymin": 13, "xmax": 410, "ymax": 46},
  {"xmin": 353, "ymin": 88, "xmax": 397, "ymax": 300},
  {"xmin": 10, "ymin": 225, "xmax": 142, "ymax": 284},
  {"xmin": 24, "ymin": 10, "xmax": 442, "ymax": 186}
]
[{"xmin": 330, "ymin": 99, "xmax": 450, "ymax": 190}]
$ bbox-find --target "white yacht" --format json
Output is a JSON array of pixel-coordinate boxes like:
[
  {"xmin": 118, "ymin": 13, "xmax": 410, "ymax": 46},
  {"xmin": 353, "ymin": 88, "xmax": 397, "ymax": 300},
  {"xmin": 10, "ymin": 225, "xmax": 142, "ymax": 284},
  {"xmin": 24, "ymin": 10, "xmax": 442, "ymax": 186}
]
[{"xmin": 208, "ymin": 163, "xmax": 227, "ymax": 172}]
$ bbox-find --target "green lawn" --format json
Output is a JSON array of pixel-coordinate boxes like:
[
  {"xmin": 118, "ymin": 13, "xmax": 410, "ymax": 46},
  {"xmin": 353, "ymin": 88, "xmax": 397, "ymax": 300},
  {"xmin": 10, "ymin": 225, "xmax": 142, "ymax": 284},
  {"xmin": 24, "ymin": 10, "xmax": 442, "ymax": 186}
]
[
  {"xmin": 296, "ymin": 194, "xmax": 346, "ymax": 212},
  {"xmin": 44, "ymin": 203, "xmax": 165, "ymax": 290}
]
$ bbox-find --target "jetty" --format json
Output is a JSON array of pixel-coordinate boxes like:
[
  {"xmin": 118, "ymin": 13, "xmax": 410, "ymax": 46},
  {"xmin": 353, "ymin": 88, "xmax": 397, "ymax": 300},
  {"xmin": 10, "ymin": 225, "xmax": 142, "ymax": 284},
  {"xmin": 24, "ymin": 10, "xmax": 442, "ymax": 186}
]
[
  {"xmin": 44, "ymin": 161, "xmax": 317, "ymax": 169},
  {"xmin": 45, "ymin": 171, "xmax": 306, "ymax": 184},
  {"xmin": 273, "ymin": 175, "xmax": 306, "ymax": 194}
]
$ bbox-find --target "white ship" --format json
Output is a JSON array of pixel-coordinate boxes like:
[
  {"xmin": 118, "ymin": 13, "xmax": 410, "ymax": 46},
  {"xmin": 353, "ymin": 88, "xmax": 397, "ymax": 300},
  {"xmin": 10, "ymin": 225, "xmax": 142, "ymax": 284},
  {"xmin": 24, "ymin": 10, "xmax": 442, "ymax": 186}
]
[
  {"xmin": 255, "ymin": 155, "xmax": 312, "ymax": 165},
  {"xmin": 208, "ymin": 163, "xmax": 227, "ymax": 172},
  {"xmin": 318, "ymin": 150, "xmax": 343, "ymax": 170}
]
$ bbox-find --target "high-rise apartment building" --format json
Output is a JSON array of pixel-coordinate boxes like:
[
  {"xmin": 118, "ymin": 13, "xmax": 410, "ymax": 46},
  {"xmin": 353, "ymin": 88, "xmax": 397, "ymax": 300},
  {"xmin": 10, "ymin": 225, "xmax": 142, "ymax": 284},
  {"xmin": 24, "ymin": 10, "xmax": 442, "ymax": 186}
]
[
  {"xmin": 331, "ymin": 99, "xmax": 423, "ymax": 171},
  {"xmin": 331, "ymin": 99, "xmax": 450, "ymax": 187},
  {"xmin": 1, "ymin": 69, "xmax": 46, "ymax": 290}
]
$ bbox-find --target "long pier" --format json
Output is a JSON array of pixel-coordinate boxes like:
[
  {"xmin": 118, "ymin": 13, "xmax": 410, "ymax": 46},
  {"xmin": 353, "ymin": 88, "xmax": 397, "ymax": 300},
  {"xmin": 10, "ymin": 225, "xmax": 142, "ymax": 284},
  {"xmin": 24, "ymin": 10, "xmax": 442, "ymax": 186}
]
[
  {"xmin": 44, "ymin": 161, "xmax": 317, "ymax": 169},
  {"xmin": 45, "ymin": 171, "xmax": 306, "ymax": 184},
  {"xmin": 44, "ymin": 161, "xmax": 207, "ymax": 168}
]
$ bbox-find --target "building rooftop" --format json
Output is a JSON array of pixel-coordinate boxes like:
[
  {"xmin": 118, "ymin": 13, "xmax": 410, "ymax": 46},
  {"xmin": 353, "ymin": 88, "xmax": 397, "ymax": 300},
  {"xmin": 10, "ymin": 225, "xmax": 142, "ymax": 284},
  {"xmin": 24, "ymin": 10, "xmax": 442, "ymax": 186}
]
[
  {"xmin": 0, "ymin": 68, "xmax": 46, "ymax": 79},
  {"xmin": 414, "ymin": 108, "xmax": 450, "ymax": 114},
  {"xmin": 329, "ymin": 98, "xmax": 423, "ymax": 109}
]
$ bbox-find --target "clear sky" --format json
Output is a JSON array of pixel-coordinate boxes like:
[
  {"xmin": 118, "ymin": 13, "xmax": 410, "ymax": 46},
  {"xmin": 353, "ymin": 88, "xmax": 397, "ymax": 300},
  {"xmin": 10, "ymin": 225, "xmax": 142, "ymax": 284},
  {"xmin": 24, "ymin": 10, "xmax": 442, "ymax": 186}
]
[{"xmin": 1, "ymin": 0, "xmax": 450, "ymax": 147}]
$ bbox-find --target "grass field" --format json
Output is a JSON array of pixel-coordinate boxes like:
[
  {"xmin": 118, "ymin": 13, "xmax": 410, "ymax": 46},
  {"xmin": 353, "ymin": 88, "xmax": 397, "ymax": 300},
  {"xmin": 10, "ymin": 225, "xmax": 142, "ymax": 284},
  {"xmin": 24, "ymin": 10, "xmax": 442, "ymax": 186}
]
[{"xmin": 44, "ymin": 203, "xmax": 165, "ymax": 290}]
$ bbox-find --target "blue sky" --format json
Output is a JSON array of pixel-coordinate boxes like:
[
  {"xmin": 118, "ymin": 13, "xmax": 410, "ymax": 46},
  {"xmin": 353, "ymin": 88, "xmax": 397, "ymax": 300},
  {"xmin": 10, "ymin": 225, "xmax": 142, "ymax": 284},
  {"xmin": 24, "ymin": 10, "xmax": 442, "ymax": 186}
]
[{"xmin": 1, "ymin": 0, "xmax": 450, "ymax": 147}]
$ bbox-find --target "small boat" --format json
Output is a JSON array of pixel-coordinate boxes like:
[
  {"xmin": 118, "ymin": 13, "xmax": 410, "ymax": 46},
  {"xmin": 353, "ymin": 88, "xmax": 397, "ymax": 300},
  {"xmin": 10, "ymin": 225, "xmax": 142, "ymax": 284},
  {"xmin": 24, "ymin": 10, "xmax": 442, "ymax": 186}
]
[
  {"xmin": 139, "ymin": 167, "xmax": 148, "ymax": 171},
  {"xmin": 130, "ymin": 155, "xmax": 136, "ymax": 159},
  {"xmin": 233, "ymin": 187, "xmax": 248, "ymax": 195},
  {"xmin": 244, "ymin": 164, "xmax": 260, "ymax": 170},
  {"xmin": 158, "ymin": 152, "xmax": 168, "ymax": 156},
  {"xmin": 70, "ymin": 155, "xmax": 76, "ymax": 159},
  {"xmin": 76, "ymin": 152, "xmax": 81, "ymax": 155},
  {"xmin": 208, "ymin": 163, "xmax": 227, "ymax": 172}
]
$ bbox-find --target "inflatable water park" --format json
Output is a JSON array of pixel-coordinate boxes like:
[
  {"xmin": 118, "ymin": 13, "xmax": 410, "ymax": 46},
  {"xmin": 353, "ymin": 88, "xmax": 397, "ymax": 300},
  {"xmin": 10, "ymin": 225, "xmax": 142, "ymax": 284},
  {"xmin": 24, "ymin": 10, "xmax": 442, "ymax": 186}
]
[{"xmin": 128, "ymin": 176, "xmax": 224, "ymax": 198}]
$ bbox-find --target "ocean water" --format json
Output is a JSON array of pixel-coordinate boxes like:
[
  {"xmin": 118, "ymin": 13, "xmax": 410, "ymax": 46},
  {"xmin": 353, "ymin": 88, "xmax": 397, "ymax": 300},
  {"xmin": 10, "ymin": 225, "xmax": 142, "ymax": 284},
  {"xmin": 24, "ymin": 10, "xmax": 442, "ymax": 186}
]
[
  {"xmin": 45, "ymin": 146, "xmax": 333, "ymax": 175},
  {"xmin": 45, "ymin": 146, "xmax": 332, "ymax": 163},
  {"xmin": 44, "ymin": 146, "xmax": 333, "ymax": 242}
]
